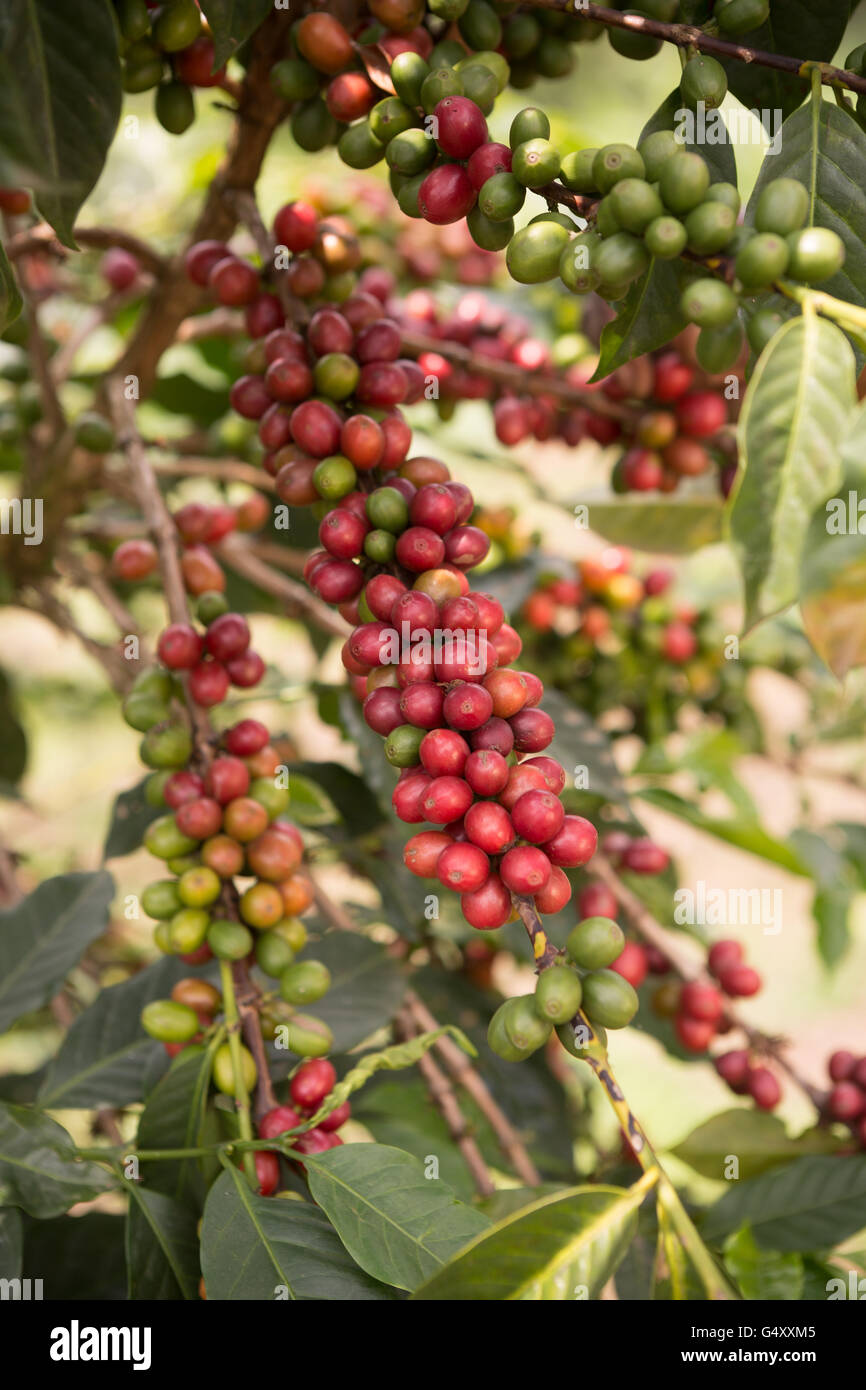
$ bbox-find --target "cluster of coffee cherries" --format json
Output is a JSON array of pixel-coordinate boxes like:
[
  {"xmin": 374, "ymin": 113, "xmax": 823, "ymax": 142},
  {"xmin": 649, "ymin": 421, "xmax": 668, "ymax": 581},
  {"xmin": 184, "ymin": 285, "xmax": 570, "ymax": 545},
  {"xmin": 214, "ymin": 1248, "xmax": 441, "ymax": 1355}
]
[
  {"xmin": 255, "ymin": 1057, "xmax": 348, "ymax": 1194},
  {"xmin": 111, "ymin": 493, "xmax": 270, "ymax": 602},
  {"xmin": 824, "ymin": 1052, "xmax": 866, "ymax": 1149},
  {"xmin": 272, "ymin": 3, "xmax": 600, "ymax": 159},
  {"xmin": 112, "ymin": 0, "xmax": 227, "ymax": 135}
]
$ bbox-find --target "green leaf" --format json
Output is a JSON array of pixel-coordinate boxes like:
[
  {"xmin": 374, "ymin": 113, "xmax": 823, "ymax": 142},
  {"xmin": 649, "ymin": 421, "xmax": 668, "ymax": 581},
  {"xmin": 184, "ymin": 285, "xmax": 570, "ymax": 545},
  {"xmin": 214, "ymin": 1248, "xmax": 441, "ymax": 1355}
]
[
  {"xmin": 0, "ymin": 1205, "xmax": 22, "ymax": 1277},
  {"xmin": 813, "ymin": 887, "xmax": 853, "ymax": 968},
  {"xmin": 22, "ymin": 1213, "xmax": 126, "ymax": 1299},
  {"xmin": 38, "ymin": 956, "xmax": 192, "ymax": 1109},
  {"xmin": 800, "ymin": 400, "xmax": 866, "ymax": 678},
  {"xmin": 746, "ymin": 102, "xmax": 866, "ymax": 312},
  {"xmin": 286, "ymin": 761, "xmax": 382, "ymax": 835},
  {"xmin": 0, "ymin": 870, "xmax": 114, "ymax": 1032},
  {"xmin": 134, "ymin": 1040, "xmax": 218, "ymax": 1201},
  {"xmin": 199, "ymin": 0, "xmax": 273, "ymax": 69},
  {"xmin": 724, "ymin": 1224, "xmax": 803, "ymax": 1299},
  {"xmin": 0, "ymin": 0, "xmax": 122, "ymax": 246},
  {"xmin": 637, "ymin": 788, "xmax": 809, "ymax": 874},
  {"xmin": 304, "ymin": 1143, "xmax": 489, "ymax": 1292},
  {"xmin": 582, "ymin": 498, "xmax": 724, "ymax": 554},
  {"xmin": 719, "ymin": 2, "xmax": 851, "ymax": 129},
  {"xmin": 592, "ymin": 258, "xmax": 697, "ymax": 381},
  {"xmin": 297, "ymin": 932, "xmax": 405, "ymax": 1054},
  {"xmin": 413, "ymin": 1176, "xmax": 652, "ymax": 1300},
  {"xmin": 702, "ymin": 1155, "xmax": 866, "ymax": 1250},
  {"xmin": 103, "ymin": 778, "xmax": 162, "ymax": 860},
  {"xmin": 729, "ymin": 315, "xmax": 856, "ymax": 629},
  {"xmin": 0, "ymin": 1102, "xmax": 115, "ymax": 1216},
  {"xmin": 0, "ymin": 244, "xmax": 21, "ymax": 335},
  {"xmin": 200, "ymin": 1166, "xmax": 397, "ymax": 1300},
  {"xmin": 125, "ymin": 1186, "xmax": 201, "ymax": 1301},
  {"xmin": 673, "ymin": 1110, "xmax": 840, "ymax": 1182}
]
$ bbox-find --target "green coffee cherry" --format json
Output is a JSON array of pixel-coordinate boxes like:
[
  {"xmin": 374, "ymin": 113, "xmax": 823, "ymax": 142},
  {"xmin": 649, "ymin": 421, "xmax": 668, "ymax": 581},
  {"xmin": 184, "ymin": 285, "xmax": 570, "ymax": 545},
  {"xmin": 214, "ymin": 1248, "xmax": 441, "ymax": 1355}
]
[
  {"xmin": 169, "ymin": 907, "xmax": 211, "ymax": 954},
  {"xmin": 566, "ymin": 916, "xmax": 625, "ymax": 970},
  {"xmin": 581, "ymin": 969, "xmax": 639, "ymax": 1029},
  {"xmin": 680, "ymin": 55, "xmax": 728, "ymax": 110},
  {"xmin": 279, "ymin": 959, "xmax": 331, "ymax": 1005},
  {"xmin": 746, "ymin": 306, "xmax": 786, "ymax": 354},
  {"xmin": 479, "ymin": 172, "xmax": 526, "ymax": 222},
  {"xmin": 141, "ymin": 999, "xmax": 199, "ymax": 1043},
  {"xmin": 213, "ymin": 1041, "xmax": 256, "ymax": 1095},
  {"xmin": 735, "ymin": 232, "xmax": 789, "ymax": 288},
  {"xmin": 338, "ymin": 121, "xmax": 385, "ymax": 170},
  {"xmin": 178, "ymin": 865, "xmax": 221, "ymax": 907},
  {"xmin": 559, "ymin": 232, "xmax": 602, "ymax": 293},
  {"xmin": 458, "ymin": 0, "xmax": 502, "ymax": 51},
  {"xmin": 458, "ymin": 62, "xmax": 499, "ymax": 114},
  {"xmin": 271, "ymin": 57, "xmax": 319, "ymax": 103},
  {"xmin": 291, "ymin": 98, "xmax": 338, "ymax": 154},
  {"xmin": 249, "ymin": 777, "xmax": 290, "ymax": 819},
  {"xmin": 509, "ymin": 106, "xmax": 550, "ymax": 148},
  {"xmin": 594, "ymin": 197, "xmax": 621, "ymax": 238},
  {"xmin": 705, "ymin": 182, "xmax": 741, "ymax": 215},
  {"xmin": 462, "ymin": 52, "xmax": 509, "ymax": 97},
  {"xmin": 609, "ymin": 16, "xmax": 662, "ymax": 61},
  {"xmin": 659, "ymin": 152, "xmax": 710, "ymax": 214},
  {"xmin": 512, "ymin": 138, "xmax": 560, "ymax": 188},
  {"xmin": 155, "ymin": 81, "xmax": 195, "ymax": 135},
  {"xmin": 366, "ymin": 486, "xmax": 409, "ymax": 532},
  {"xmin": 593, "ymin": 233, "xmax": 649, "ymax": 287},
  {"xmin": 785, "ymin": 227, "xmax": 845, "ymax": 283},
  {"xmin": 197, "ymin": 591, "xmax": 230, "ymax": 625},
  {"xmin": 75, "ymin": 412, "xmax": 116, "ymax": 453},
  {"xmin": 534, "ymin": 965, "xmax": 583, "ymax": 1024},
  {"xmin": 696, "ymin": 319, "xmax": 744, "ymax": 373},
  {"xmin": 506, "ymin": 221, "xmax": 570, "ymax": 284},
  {"xmin": 429, "ymin": 0, "xmax": 468, "ymax": 22},
  {"xmin": 314, "ymin": 352, "xmax": 360, "ymax": 401},
  {"xmin": 487, "ymin": 1003, "xmax": 526, "ymax": 1061},
  {"xmin": 370, "ymin": 98, "xmax": 415, "ymax": 145},
  {"xmin": 255, "ymin": 930, "xmax": 295, "ymax": 978},
  {"xmin": 637, "ymin": 129, "xmax": 681, "ymax": 183},
  {"xmin": 144, "ymin": 815, "xmax": 198, "ymax": 861},
  {"xmin": 560, "ymin": 148, "xmax": 599, "ymax": 194},
  {"xmin": 556, "ymin": 1018, "xmax": 607, "ymax": 1057},
  {"xmin": 207, "ymin": 917, "xmax": 253, "ymax": 961},
  {"xmin": 429, "ymin": 38, "xmax": 467, "ymax": 68},
  {"xmin": 503, "ymin": 13, "xmax": 540, "ymax": 59},
  {"xmin": 144, "ymin": 771, "xmax": 170, "ymax": 808},
  {"xmin": 681, "ymin": 278, "xmax": 739, "ymax": 328},
  {"xmin": 390, "ymin": 52, "xmax": 429, "ymax": 108},
  {"xmin": 754, "ymin": 178, "xmax": 809, "ymax": 236},
  {"xmin": 421, "ymin": 67, "xmax": 463, "ymax": 114},
  {"xmin": 153, "ymin": 0, "xmax": 201, "ymax": 52},
  {"xmin": 645, "ymin": 215, "xmax": 687, "ymax": 259},
  {"xmin": 276, "ymin": 917, "xmax": 308, "ymax": 953},
  {"xmin": 684, "ymin": 202, "xmax": 737, "ymax": 254},
  {"xmin": 386, "ymin": 128, "xmax": 435, "ymax": 176},
  {"xmin": 123, "ymin": 42, "xmax": 164, "ymax": 93},
  {"xmin": 115, "ymin": 0, "xmax": 151, "ymax": 42},
  {"xmin": 716, "ymin": 0, "xmax": 770, "ymax": 37},
  {"xmin": 502, "ymin": 995, "xmax": 552, "ymax": 1055},
  {"xmin": 609, "ymin": 178, "xmax": 664, "ymax": 235},
  {"xmin": 467, "ymin": 206, "xmax": 514, "ymax": 251},
  {"xmin": 285, "ymin": 1014, "xmax": 334, "ymax": 1058},
  {"xmin": 141, "ymin": 880, "xmax": 183, "ymax": 921},
  {"xmin": 122, "ymin": 692, "xmax": 170, "ymax": 732},
  {"xmin": 593, "ymin": 144, "xmax": 645, "ymax": 194},
  {"xmin": 312, "ymin": 454, "xmax": 356, "ymax": 500},
  {"xmin": 396, "ymin": 173, "xmax": 426, "ymax": 219},
  {"xmin": 167, "ymin": 854, "xmax": 199, "ymax": 876},
  {"xmin": 384, "ymin": 724, "xmax": 424, "ymax": 767},
  {"xmin": 364, "ymin": 529, "xmax": 397, "ymax": 563},
  {"xmin": 140, "ymin": 721, "xmax": 193, "ymax": 770}
]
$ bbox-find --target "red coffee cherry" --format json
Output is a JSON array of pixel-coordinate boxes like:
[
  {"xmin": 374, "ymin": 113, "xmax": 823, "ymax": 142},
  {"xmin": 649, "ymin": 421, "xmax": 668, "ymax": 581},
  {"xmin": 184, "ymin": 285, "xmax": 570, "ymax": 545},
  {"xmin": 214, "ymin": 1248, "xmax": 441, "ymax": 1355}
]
[
  {"xmin": 164, "ymin": 770, "xmax": 206, "ymax": 808},
  {"xmin": 318, "ymin": 1100, "xmax": 351, "ymax": 1132},
  {"xmin": 500, "ymin": 845, "xmax": 552, "ymax": 895},
  {"xmin": 111, "ymin": 538, "xmax": 158, "ymax": 581},
  {"xmin": 259, "ymin": 1104, "xmax": 304, "ymax": 1140},
  {"xmin": 437, "ymin": 842, "xmax": 490, "ymax": 892},
  {"xmin": 273, "ymin": 200, "xmax": 319, "ymax": 253},
  {"xmin": 185, "ymin": 239, "xmax": 230, "ymax": 286},
  {"xmin": 828, "ymin": 1081, "xmax": 865, "ymax": 1121},
  {"xmin": 404, "ymin": 830, "xmax": 454, "ymax": 877},
  {"xmin": 254, "ymin": 1150, "xmax": 280, "ymax": 1196},
  {"xmin": 205, "ymin": 612, "xmax": 250, "ymax": 662},
  {"xmin": 226, "ymin": 651, "xmax": 265, "ymax": 687},
  {"xmin": 399, "ymin": 682, "xmax": 445, "ymax": 730},
  {"xmin": 434, "ymin": 97, "xmax": 488, "ymax": 160},
  {"xmin": 707, "ymin": 939, "xmax": 743, "ymax": 977},
  {"xmin": 610, "ymin": 941, "xmax": 649, "ymax": 989},
  {"xmin": 443, "ymin": 683, "xmax": 493, "ymax": 732},
  {"xmin": 419, "ymin": 164, "xmax": 477, "ymax": 225},
  {"xmin": 102, "ymin": 247, "xmax": 140, "ymax": 290},
  {"xmin": 653, "ymin": 351, "xmax": 694, "ymax": 403},
  {"xmin": 225, "ymin": 719, "xmax": 269, "ymax": 757},
  {"xmin": 189, "ymin": 660, "xmax": 230, "ymax": 707},
  {"xmin": 509, "ymin": 708, "xmax": 554, "ymax": 752},
  {"xmin": 230, "ymin": 374, "xmax": 272, "ymax": 419},
  {"xmin": 157, "ymin": 623, "xmax": 203, "ymax": 669},
  {"xmin": 175, "ymin": 797, "xmax": 223, "ymax": 840},
  {"xmin": 461, "ymin": 872, "xmax": 512, "ymax": 930},
  {"xmin": 364, "ymin": 687, "xmax": 404, "ymax": 735},
  {"xmin": 662, "ymin": 621, "xmax": 698, "ymax": 663},
  {"xmin": 464, "ymin": 749, "xmax": 509, "ymax": 797},
  {"xmin": 534, "ymin": 865, "xmax": 572, "ymax": 914},
  {"xmin": 679, "ymin": 981, "xmax": 724, "ymax": 1023},
  {"xmin": 522, "ymin": 755, "xmax": 566, "ymax": 795},
  {"xmin": 714, "ymin": 1049, "xmax": 752, "ymax": 1093},
  {"xmin": 464, "ymin": 800, "xmax": 514, "ymax": 855},
  {"xmin": 748, "ymin": 1066, "xmax": 781, "ymax": 1111},
  {"xmin": 675, "ymin": 1015, "xmax": 716, "ymax": 1052},
  {"xmin": 290, "ymin": 1057, "xmax": 337, "ymax": 1111},
  {"xmin": 542, "ymin": 814, "xmax": 597, "ymax": 868},
  {"xmin": 828, "ymin": 1050, "xmax": 857, "ymax": 1082},
  {"xmin": 511, "ymin": 790, "xmax": 565, "ymax": 845},
  {"xmin": 578, "ymin": 881, "xmax": 618, "ymax": 920},
  {"xmin": 621, "ymin": 839, "xmax": 669, "ymax": 874},
  {"xmin": 205, "ymin": 755, "xmax": 250, "ymax": 804},
  {"xmin": 421, "ymin": 775, "xmax": 474, "ymax": 824},
  {"xmin": 717, "ymin": 964, "xmax": 761, "ymax": 997},
  {"xmin": 392, "ymin": 771, "xmax": 433, "ymax": 823},
  {"xmin": 209, "ymin": 257, "xmax": 260, "ymax": 307},
  {"xmin": 675, "ymin": 391, "xmax": 727, "ymax": 439}
]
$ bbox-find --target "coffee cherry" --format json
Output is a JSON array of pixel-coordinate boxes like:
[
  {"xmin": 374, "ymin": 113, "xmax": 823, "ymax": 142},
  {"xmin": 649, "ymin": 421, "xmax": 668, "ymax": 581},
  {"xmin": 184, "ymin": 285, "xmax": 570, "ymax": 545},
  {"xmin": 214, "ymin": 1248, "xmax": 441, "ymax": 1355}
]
[
  {"xmin": 681, "ymin": 55, "xmax": 728, "ymax": 109},
  {"xmin": 290, "ymin": 1057, "xmax": 337, "ymax": 1111},
  {"xmin": 717, "ymin": 964, "xmax": 761, "ymax": 997},
  {"xmin": 828, "ymin": 1050, "xmax": 857, "ymax": 1082},
  {"xmin": 534, "ymin": 965, "xmax": 582, "ymax": 1024},
  {"xmin": 735, "ymin": 232, "xmax": 789, "ymax": 289},
  {"xmin": 578, "ymin": 881, "xmax": 618, "ymax": 920},
  {"xmin": 213, "ymin": 1041, "xmax": 257, "ymax": 1095},
  {"xmin": 437, "ymin": 842, "xmax": 490, "ymax": 892},
  {"xmin": 461, "ymin": 872, "xmax": 512, "ymax": 929},
  {"xmin": 675, "ymin": 1015, "xmax": 716, "ymax": 1051},
  {"xmin": 171, "ymin": 978, "xmax": 221, "ymax": 1015},
  {"xmin": 404, "ymin": 830, "xmax": 454, "ymax": 877},
  {"xmin": 567, "ymin": 916, "xmax": 625, "ymax": 970},
  {"xmin": 581, "ymin": 969, "xmax": 638, "ymax": 1029},
  {"xmin": 785, "ymin": 227, "xmax": 845, "ymax": 283},
  {"xmin": 542, "ymin": 814, "xmax": 597, "ymax": 868},
  {"xmin": 141, "ymin": 999, "xmax": 199, "ymax": 1043},
  {"xmin": 207, "ymin": 917, "xmax": 254, "ymax": 960},
  {"xmin": 259, "ymin": 1104, "xmax": 304, "ymax": 1140},
  {"xmin": 500, "ymin": 844, "xmax": 552, "ymax": 894},
  {"xmin": 280, "ymin": 959, "xmax": 331, "ymax": 1006},
  {"xmin": 680, "ymin": 981, "xmax": 724, "ymax": 1024},
  {"xmin": 707, "ymin": 939, "xmax": 743, "ymax": 976},
  {"xmin": 748, "ymin": 1066, "xmax": 781, "ymax": 1111},
  {"xmin": 716, "ymin": 0, "xmax": 770, "ymax": 35},
  {"xmin": 828, "ymin": 1081, "xmax": 865, "ymax": 1121},
  {"xmin": 610, "ymin": 941, "xmax": 649, "ymax": 988},
  {"xmin": 714, "ymin": 1049, "xmax": 752, "ymax": 1093}
]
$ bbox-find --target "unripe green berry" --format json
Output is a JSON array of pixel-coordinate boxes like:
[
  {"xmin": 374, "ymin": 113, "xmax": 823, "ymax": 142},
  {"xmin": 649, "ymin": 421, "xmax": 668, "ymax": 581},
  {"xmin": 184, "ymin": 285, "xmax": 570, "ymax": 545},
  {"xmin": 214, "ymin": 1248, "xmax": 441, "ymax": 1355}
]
[
  {"xmin": 684, "ymin": 201, "xmax": 737, "ymax": 254},
  {"xmin": 696, "ymin": 319, "xmax": 744, "ymax": 373},
  {"xmin": 608, "ymin": 178, "xmax": 664, "ymax": 234},
  {"xmin": 560, "ymin": 148, "xmax": 599, "ymax": 194},
  {"xmin": 502, "ymin": 995, "xmax": 552, "ymax": 1055},
  {"xmin": 659, "ymin": 151, "xmax": 710, "ymax": 214},
  {"xmin": 735, "ymin": 232, "xmax": 789, "ymax": 289},
  {"xmin": 754, "ymin": 178, "xmax": 809, "ymax": 236},
  {"xmin": 593, "ymin": 143, "xmax": 645, "ymax": 195},
  {"xmin": 207, "ymin": 917, "xmax": 254, "ymax": 961},
  {"xmin": 785, "ymin": 227, "xmax": 845, "ymax": 283},
  {"xmin": 581, "ymin": 969, "xmax": 639, "ymax": 1029},
  {"xmin": 566, "ymin": 915, "xmax": 625, "ymax": 970},
  {"xmin": 593, "ymin": 232, "xmax": 649, "ymax": 287},
  {"xmin": 509, "ymin": 106, "xmax": 550, "ymax": 149},
  {"xmin": 534, "ymin": 965, "xmax": 583, "ymax": 1024},
  {"xmin": 681, "ymin": 277, "xmax": 739, "ymax": 328},
  {"xmin": 141, "ymin": 999, "xmax": 199, "ymax": 1043},
  {"xmin": 168, "ymin": 907, "xmax": 211, "ymax": 954},
  {"xmin": 644, "ymin": 215, "xmax": 687, "ymax": 259},
  {"xmin": 506, "ymin": 221, "xmax": 570, "ymax": 284},
  {"xmin": 512, "ymin": 138, "xmax": 560, "ymax": 188},
  {"xmin": 637, "ymin": 129, "xmax": 681, "ymax": 183},
  {"xmin": 680, "ymin": 55, "xmax": 728, "ymax": 110},
  {"xmin": 279, "ymin": 959, "xmax": 331, "ymax": 1005}
]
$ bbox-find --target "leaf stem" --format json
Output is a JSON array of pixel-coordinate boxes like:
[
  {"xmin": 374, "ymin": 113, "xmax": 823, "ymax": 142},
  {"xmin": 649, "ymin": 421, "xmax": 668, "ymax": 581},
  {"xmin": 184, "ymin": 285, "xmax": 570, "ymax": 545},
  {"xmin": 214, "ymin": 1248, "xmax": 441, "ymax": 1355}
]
[{"xmin": 219, "ymin": 958, "xmax": 258, "ymax": 1188}]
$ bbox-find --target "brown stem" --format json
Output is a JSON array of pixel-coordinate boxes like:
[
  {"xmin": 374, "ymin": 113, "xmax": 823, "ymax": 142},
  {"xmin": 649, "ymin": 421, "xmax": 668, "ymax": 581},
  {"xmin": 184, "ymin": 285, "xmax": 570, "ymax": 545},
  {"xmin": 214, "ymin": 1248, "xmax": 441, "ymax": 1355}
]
[
  {"xmin": 396, "ymin": 1007, "xmax": 496, "ymax": 1198},
  {"xmin": 526, "ymin": 1, "xmax": 866, "ymax": 96},
  {"xmin": 152, "ymin": 455, "xmax": 276, "ymax": 491},
  {"xmin": 6, "ymin": 223, "xmax": 169, "ymax": 277}
]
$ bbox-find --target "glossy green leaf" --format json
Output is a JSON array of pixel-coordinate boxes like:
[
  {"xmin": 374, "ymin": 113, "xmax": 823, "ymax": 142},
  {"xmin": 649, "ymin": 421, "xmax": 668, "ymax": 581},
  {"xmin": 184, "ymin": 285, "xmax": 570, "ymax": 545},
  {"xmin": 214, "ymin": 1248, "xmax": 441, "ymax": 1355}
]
[
  {"xmin": 38, "ymin": 956, "xmax": 191, "ymax": 1109},
  {"xmin": 0, "ymin": 1103, "xmax": 115, "ymax": 1216},
  {"xmin": 719, "ymin": 2, "xmax": 851, "ymax": 128},
  {"xmin": 724, "ymin": 1225, "xmax": 804, "ymax": 1300},
  {"xmin": 746, "ymin": 102, "xmax": 866, "ymax": 312},
  {"xmin": 592, "ymin": 258, "xmax": 697, "ymax": 381},
  {"xmin": 135, "ymin": 1040, "xmax": 218, "ymax": 1201},
  {"xmin": 199, "ymin": 0, "xmax": 273, "ymax": 69},
  {"xmin": 0, "ymin": 871, "xmax": 114, "ymax": 1033},
  {"xmin": 413, "ymin": 1177, "xmax": 653, "ymax": 1300},
  {"xmin": 286, "ymin": 761, "xmax": 384, "ymax": 835},
  {"xmin": 22, "ymin": 1213, "xmax": 126, "ymax": 1299},
  {"xmin": 304, "ymin": 1143, "xmax": 489, "ymax": 1292},
  {"xmin": 200, "ymin": 1166, "xmax": 397, "ymax": 1300},
  {"xmin": 728, "ymin": 315, "xmax": 856, "ymax": 628},
  {"xmin": 702, "ymin": 1155, "xmax": 866, "ymax": 1250},
  {"xmin": 0, "ymin": 0, "xmax": 121, "ymax": 246},
  {"xmin": 125, "ymin": 1186, "xmax": 200, "ymax": 1301},
  {"xmin": 673, "ymin": 1110, "xmax": 840, "ymax": 1182}
]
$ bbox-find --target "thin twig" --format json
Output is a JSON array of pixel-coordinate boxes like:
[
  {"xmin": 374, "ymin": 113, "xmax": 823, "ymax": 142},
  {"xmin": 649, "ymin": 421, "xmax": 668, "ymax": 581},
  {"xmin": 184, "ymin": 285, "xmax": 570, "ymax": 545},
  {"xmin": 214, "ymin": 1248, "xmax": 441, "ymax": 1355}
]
[{"xmin": 5, "ymin": 223, "xmax": 169, "ymax": 277}]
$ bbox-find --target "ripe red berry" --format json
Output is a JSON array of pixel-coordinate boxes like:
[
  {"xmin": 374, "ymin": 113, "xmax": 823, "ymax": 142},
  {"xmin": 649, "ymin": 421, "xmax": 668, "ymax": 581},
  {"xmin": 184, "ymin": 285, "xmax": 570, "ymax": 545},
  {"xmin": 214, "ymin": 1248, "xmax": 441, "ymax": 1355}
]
[
  {"xmin": 273, "ymin": 201, "xmax": 319, "ymax": 253},
  {"xmin": 748, "ymin": 1066, "xmax": 781, "ymax": 1111},
  {"xmin": 395, "ymin": 526, "xmax": 446, "ymax": 572},
  {"xmin": 111, "ymin": 538, "xmax": 158, "ymax": 581},
  {"xmin": 259, "ymin": 1104, "xmax": 304, "ymax": 1140},
  {"xmin": 464, "ymin": 749, "xmax": 509, "ymax": 797},
  {"xmin": 437, "ymin": 842, "xmax": 490, "ymax": 892},
  {"xmin": 226, "ymin": 651, "xmax": 265, "ymax": 688},
  {"xmin": 679, "ymin": 981, "xmax": 724, "ymax": 1024},
  {"xmin": 511, "ymin": 790, "xmax": 565, "ymax": 845},
  {"xmin": 464, "ymin": 800, "xmax": 514, "ymax": 855},
  {"xmin": 461, "ymin": 872, "xmax": 512, "ymax": 930},
  {"xmin": 676, "ymin": 391, "xmax": 727, "ymax": 439},
  {"xmin": 205, "ymin": 755, "xmax": 250, "ymax": 804},
  {"xmin": 662, "ymin": 621, "xmax": 698, "ymax": 663},
  {"xmin": 225, "ymin": 719, "xmax": 269, "ymax": 757},
  {"xmin": 319, "ymin": 507, "xmax": 368, "ymax": 559},
  {"xmin": 653, "ymin": 352, "xmax": 694, "ymax": 403},
  {"xmin": 434, "ymin": 97, "xmax": 488, "ymax": 160},
  {"xmin": 419, "ymin": 164, "xmax": 477, "ymax": 225},
  {"xmin": 443, "ymin": 683, "xmax": 493, "ymax": 732},
  {"xmin": 254, "ymin": 1150, "xmax": 280, "ymax": 1196},
  {"xmin": 578, "ymin": 881, "xmax": 618, "ymax": 920},
  {"xmin": 164, "ymin": 770, "xmax": 206, "ymax": 808},
  {"xmin": 828, "ymin": 1050, "xmax": 857, "ymax": 1082},
  {"xmin": 621, "ymin": 839, "xmax": 669, "ymax": 875},
  {"xmin": 717, "ymin": 964, "xmax": 761, "ymax": 998},
  {"xmin": 500, "ymin": 845, "xmax": 552, "ymax": 895},
  {"xmin": 707, "ymin": 939, "xmax": 743, "ymax": 977},
  {"xmin": 392, "ymin": 771, "xmax": 433, "ymax": 823},
  {"xmin": 209, "ymin": 257, "xmax": 260, "ymax": 307},
  {"xmin": 404, "ymin": 830, "xmax": 453, "ymax": 877},
  {"xmin": 534, "ymin": 865, "xmax": 572, "ymax": 914},
  {"xmin": 421, "ymin": 775, "xmax": 473, "ymax": 824},
  {"xmin": 157, "ymin": 623, "xmax": 203, "ymax": 670},
  {"xmin": 467, "ymin": 141, "xmax": 512, "ymax": 188},
  {"xmin": 675, "ymin": 1015, "xmax": 715, "ymax": 1052},
  {"xmin": 175, "ymin": 797, "xmax": 223, "ymax": 840},
  {"xmin": 542, "ymin": 814, "xmax": 597, "ymax": 868},
  {"xmin": 714, "ymin": 1049, "xmax": 752, "ymax": 1093},
  {"xmin": 185, "ymin": 239, "xmax": 230, "ymax": 286},
  {"xmin": 101, "ymin": 247, "xmax": 139, "ymax": 291},
  {"xmin": 318, "ymin": 1100, "xmax": 351, "ymax": 1132},
  {"xmin": 230, "ymin": 374, "xmax": 272, "ymax": 419},
  {"xmin": 290, "ymin": 1058, "xmax": 337, "ymax": 1112},
  {"xmin": 399, "ymin": 682, "xmax": 445, "ymax": 730},
  {"xmin": 828, "ymin": 1081, "xmax": 865, "ymax": 1121},
  {"xmin": 189, "ymin": 659, "xmax": 230, "ymax": 707},
  {"xmin": 610, "ymin": 941, "xmax": 649, "ymax": 989},
  {"xmin": 509, "ymin": 708, "xmax": 554, "ymax": 753},
  {"xmin": 470, "ymin": 717, "xmax": 515, "ymax": 757},
  {"xmin": 205, "ymin": 612, "xmax": 250, "ymax": 663}
]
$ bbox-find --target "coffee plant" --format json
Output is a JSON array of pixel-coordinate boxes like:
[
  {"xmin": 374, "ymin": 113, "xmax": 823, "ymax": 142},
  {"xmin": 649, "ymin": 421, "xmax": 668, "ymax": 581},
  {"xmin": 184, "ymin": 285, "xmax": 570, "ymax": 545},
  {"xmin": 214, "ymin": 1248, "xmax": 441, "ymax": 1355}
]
[{"xmin": 0, "ymin": 0, "xmax": 865, "ymax": 1322}]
